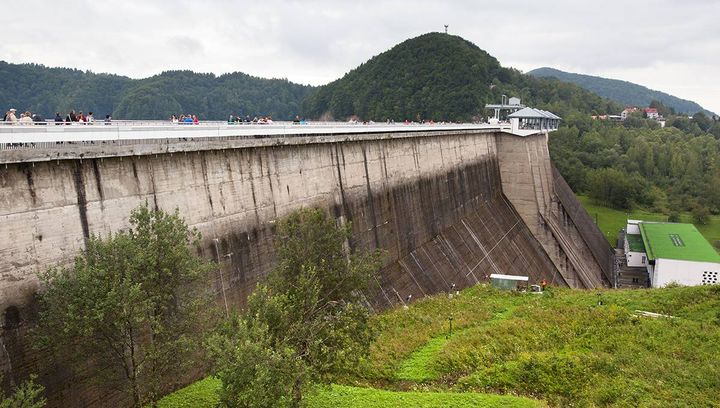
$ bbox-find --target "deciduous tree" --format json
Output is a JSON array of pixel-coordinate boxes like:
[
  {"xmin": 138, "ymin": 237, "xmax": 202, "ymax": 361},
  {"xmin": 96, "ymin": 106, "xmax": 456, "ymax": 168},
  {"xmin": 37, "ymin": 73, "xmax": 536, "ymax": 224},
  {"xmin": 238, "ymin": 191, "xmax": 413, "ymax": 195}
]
[
  {"xmin": 34, "ymin": 203, "xmax": 215, "ymax": 407},
  {"xmin": 208, "ymin": 208, "xmax": 383, "ymax": 408}
]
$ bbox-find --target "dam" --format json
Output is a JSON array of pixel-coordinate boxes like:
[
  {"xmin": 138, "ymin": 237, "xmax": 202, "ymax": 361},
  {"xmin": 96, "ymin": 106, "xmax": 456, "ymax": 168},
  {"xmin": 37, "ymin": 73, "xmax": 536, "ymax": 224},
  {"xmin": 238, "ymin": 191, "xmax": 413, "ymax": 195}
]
[{"xmin": 0, "ymin": 121, "xmax": 614, "ymax": 406}]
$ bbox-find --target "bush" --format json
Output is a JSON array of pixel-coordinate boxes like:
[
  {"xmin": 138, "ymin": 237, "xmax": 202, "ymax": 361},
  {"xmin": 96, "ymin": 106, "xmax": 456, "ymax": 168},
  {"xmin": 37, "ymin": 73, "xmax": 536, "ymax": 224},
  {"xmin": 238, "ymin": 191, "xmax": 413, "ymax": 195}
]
[
  {"xmin": 586, "ymin": 168, "xmax": 642, "ymax": 209},
  {"xmin": 0, "ymin": 376, "xmax": 46, "ymax": 408},
  {"xmin": 692, "ymin": 206, "xmax": 710, "ymax": 225}
]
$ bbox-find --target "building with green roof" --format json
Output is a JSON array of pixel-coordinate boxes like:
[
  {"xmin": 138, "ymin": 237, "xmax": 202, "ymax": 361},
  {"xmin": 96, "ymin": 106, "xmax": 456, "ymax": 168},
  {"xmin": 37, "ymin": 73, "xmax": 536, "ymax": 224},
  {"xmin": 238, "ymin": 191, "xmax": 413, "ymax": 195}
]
[{"xmin": 623, "ymin": 220, "xmax": 720, "ymax": 287}]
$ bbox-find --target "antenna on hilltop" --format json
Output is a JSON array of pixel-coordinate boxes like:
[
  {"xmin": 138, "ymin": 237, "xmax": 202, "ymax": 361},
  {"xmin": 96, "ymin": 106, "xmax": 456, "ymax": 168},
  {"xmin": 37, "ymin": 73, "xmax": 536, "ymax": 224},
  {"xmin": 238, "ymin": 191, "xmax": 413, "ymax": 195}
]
[{"xmin": 444, "ymin": 25, "xmax": 449, "ymax": 34}]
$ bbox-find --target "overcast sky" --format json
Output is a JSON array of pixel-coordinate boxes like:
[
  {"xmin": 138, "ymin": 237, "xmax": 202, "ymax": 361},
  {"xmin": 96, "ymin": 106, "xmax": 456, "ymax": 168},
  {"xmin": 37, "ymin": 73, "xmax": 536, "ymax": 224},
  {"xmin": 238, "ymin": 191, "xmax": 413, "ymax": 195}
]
[{"xmin": 2, "ymin": 0, "xmax": 719, "ymax": 113}]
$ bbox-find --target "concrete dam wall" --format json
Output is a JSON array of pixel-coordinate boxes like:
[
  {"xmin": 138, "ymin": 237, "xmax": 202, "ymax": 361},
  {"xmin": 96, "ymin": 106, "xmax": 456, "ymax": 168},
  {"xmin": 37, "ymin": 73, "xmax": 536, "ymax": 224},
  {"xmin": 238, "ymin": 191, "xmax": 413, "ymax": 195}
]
[{"xmin": 0, "ymin": 128, "xmax": 610, "ymax": 406}]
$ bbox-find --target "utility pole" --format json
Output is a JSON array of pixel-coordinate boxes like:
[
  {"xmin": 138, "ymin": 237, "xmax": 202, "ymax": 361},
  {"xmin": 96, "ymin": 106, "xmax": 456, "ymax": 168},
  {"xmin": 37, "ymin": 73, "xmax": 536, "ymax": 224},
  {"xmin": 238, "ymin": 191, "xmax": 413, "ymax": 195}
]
[{"xmin": 444, "ymin": 25, "xmax": 449, "ymax": 34}]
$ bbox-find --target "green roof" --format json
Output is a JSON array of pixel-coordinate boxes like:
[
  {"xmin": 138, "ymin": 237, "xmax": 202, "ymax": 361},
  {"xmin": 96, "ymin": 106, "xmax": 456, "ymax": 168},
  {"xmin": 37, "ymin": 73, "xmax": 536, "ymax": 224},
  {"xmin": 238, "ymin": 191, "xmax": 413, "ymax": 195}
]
[
  {"xmin": 626, "ymin": 234, "xmax": 646, "ymax": 253},
  {"xmin": 638, "ymin": 222, "xmax": 720, "ymax": 263}
]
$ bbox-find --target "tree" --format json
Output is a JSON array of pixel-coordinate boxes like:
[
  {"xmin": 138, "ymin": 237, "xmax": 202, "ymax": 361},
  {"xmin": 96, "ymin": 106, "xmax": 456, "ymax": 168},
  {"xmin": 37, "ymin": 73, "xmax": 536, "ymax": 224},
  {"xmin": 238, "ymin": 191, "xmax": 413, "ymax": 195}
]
[
  {"xmin": 208, "ymin": 208, "xmax": 383, "ymax": 408},
  {"xmin": 692, "ymin": 205, "xmax": 710, "ymax": 225},
  {"xmin": 586, "ymin": 168, "xmax": 642, "ymax": 210},
  {"xmin": 34, "ymin": 203, "xmax": 215, "ymax": 407},
  {"xmin": 0, "ymin": 376, "xmax": 46, "ymax": 408}
]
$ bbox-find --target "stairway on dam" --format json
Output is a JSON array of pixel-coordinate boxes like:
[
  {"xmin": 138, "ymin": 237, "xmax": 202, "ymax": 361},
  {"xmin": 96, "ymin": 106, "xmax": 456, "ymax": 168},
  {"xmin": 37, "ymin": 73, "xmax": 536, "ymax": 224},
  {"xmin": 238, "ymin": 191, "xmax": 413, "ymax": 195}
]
[{"xmin": 0, "ymin": 124, "xmax": 611, "ymax": 407}]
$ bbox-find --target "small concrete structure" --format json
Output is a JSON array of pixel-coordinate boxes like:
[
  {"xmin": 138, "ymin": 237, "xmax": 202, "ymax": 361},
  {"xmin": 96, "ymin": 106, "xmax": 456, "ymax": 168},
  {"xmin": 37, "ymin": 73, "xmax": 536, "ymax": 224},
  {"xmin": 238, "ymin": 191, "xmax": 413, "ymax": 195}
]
[
  {"xmin": 490, "ymin": 273, "xmax": 529, "ymax": 290},
  {"xmin": 485, "ymin": 95, "xmax": 525, "ymax": 123}
]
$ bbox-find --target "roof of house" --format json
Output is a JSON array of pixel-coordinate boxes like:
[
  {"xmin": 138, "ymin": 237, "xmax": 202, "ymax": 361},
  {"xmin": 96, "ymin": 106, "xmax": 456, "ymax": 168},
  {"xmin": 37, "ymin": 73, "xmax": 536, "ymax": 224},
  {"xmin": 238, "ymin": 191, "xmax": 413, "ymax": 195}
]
[
  {"xmin": 644, "ymin": 108, "xmax": 658, "ymax": 113},
  {"xmin": 626, "ymin": 233, "xmax": 646, "ymax": 253},
  {"xmin": 508, "ymin": 107, "xmax": 561, "ymax": 120},
  {"xmin": 638, "ymin": 222, "xmax": 720, "ymax": 263}
]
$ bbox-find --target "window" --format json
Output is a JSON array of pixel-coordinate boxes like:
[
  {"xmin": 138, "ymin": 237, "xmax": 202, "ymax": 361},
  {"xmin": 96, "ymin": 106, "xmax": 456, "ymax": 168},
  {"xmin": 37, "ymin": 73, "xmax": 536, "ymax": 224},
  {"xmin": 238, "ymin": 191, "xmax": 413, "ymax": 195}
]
[
  {"xmin": 669, "ymin": 234, "xmax": 685, "ymax": 247},
  {"xmin": 641, "ymin": 256, "xmax": 646, "ymax": 264}
]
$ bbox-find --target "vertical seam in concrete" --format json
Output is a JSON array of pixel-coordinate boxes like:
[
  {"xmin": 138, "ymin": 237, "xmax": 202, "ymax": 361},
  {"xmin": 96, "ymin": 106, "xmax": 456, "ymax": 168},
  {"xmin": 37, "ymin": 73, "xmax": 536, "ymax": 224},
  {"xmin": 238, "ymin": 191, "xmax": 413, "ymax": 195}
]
[
  {"xmin": 200, "ymin": 153, "xmax": 215, "ymax": 215},
  {"xmin": 91, "ymin": 159, "xmax": 105, "ymax": 211},
  {"xmin": 21, "ymin": 164, "xmax": 37, "ymax": 206},
  {"xmin": 361, "ymin": 146, "xmax": 380, "ymax": 249},
  {"xmin": 333, "ymin": 144, "xmax": 349, "ymax": 220},
  {"xmin": 148, "ymin": 159, "xmax": 159, "ymax": 211},
  {"xmin": 72, "ymin": 162, "xmax": 90, "ymax": 246}
]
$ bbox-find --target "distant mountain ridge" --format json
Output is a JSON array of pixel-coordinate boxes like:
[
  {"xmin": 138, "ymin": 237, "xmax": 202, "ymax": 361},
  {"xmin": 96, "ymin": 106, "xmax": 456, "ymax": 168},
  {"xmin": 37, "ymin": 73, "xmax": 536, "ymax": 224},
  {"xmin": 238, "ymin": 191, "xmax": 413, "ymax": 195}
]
[
  {"xmin": 527, "ymin": 67, "xmax": 711, "ymax": 115},
  {"xmin": 0, "ymin": 61, "xmax": 314, "ymax": 120}
]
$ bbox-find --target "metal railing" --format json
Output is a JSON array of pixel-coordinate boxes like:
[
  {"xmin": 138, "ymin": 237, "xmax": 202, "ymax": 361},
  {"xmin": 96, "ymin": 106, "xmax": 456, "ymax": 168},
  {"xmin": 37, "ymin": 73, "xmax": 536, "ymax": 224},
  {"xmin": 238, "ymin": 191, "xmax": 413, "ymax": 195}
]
[{"xmin": 0, "ymin": 121, "xmax": 510, "ymax": 151}]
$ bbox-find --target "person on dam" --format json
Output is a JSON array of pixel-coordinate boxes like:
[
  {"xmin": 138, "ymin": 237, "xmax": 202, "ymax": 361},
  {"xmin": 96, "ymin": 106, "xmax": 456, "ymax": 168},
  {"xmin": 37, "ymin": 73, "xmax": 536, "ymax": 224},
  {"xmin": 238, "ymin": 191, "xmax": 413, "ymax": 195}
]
[
  {"xmin": 18, "ymin": 111, "xmax": 34, "ymax": 125},
  {"xmin": 3, "ymin": 108, "xmax": 18, "ymax": 123}
]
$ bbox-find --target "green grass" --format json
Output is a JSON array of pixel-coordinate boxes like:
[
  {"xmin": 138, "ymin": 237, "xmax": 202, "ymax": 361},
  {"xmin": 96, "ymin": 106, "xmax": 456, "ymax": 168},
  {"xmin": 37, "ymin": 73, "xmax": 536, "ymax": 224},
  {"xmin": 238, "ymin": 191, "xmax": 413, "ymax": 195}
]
[
  {"xmin": 305, "ymin": 384, "xmax": 542, "ymax": 408},
  {"xmin": 156, "ymin": 285, "xmax": 720, "ymax": 407},
  {"xmin": 155, "ymin": 380, "xmax": 541, "ymax": 408},
  {"xmin": 396, "ymin": 335, "xmax": 450, "ymax": 382},
  {"xmin": 576, "ymin": 194, "xmax": 720, "ymax": 247},
  {"xmin": 395, "ymin": 302, "xmax": 520, "ymax": 382},
  {"xmin": 155, "ymin": 377, "xmax": 221, "ymax": 408}
]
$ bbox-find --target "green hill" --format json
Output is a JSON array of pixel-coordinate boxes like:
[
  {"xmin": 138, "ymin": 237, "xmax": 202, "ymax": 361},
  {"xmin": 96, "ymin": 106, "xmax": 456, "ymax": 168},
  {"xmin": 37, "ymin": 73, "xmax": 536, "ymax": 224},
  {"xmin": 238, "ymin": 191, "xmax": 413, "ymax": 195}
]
[
  {"xmin": 0, "ymin": 61, "xmax": 314, "ymax": 120},
  {"xmin": 158, "ymin": 284, "xmax": 720, "ymax": 407},
  {"xmin": 302, "ymin": 33, "xmax": 619, "ymax": 122},
  {"xmin": 528, "ymin": 67, "xmax": 711, "ymax": 115}
]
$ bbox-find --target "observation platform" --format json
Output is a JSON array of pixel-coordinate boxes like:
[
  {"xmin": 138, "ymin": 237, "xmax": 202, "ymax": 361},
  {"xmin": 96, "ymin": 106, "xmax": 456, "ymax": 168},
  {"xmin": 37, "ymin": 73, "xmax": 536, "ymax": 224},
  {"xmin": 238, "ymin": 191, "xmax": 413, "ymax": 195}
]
[{"xmin": 0, "ymin": 121, "xmax": 543, "ymax": 164}]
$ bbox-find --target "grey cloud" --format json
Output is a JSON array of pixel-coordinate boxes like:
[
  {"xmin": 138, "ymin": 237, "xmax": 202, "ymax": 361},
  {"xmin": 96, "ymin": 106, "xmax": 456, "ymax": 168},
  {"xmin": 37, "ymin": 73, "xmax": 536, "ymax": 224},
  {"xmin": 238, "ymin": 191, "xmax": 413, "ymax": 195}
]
[{"xmin": 1, "ymin": 0, "xmax": 718, "ymax": 111}]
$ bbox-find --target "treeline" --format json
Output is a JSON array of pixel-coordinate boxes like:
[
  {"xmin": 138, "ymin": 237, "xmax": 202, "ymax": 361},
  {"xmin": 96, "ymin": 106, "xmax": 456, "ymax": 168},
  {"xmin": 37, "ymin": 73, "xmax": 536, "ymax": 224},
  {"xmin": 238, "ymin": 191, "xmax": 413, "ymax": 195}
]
[
  {"xmin": 0, "ymin": 61, "xmax": 314, "ymax": 120},
  {"xmin": 302, "ymin": 33, "xmax": 619, "ymax": 122},
  {"xmin": 551, "ymin": 107, "xmax": 720, "ymax": 221},
  {"xmin": 2, "ymin": 34, "xmax": 622, "ymax": 123},
  {"xmin": 528, "ymin": 67, "xmax": 711, "ymax": 116}
]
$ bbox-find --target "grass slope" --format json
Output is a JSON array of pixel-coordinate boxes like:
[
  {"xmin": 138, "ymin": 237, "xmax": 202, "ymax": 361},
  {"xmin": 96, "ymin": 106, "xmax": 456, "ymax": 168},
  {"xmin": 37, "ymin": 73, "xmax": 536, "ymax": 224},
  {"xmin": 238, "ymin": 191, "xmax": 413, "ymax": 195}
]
[
  {"xmin": 305, "ymin": 384, "xmax": 541, "ymax": 408},
  {"xmin": 156, "ymin": 377, "xmax": 221, "ymax": 408},
  {"xmin": 157, "ymin": 285, "xmax": 720, "ymax": 407},
  {"xmin": 156, "ymin": 380, "xmax": 539, "ymax": 408},
  {"xmin": 577, "ymin": 195, "xmax": 720, "ymax": 247}
]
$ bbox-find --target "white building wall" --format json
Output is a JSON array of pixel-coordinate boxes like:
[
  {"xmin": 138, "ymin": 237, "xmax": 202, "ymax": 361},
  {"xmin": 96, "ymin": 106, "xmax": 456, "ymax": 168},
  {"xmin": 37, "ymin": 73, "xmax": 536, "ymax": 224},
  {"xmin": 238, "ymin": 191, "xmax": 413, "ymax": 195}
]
[
  {"xmin": 626, "ymin": 251, "xmax": 647, "ymax": 268},
  {"xmin": 652, "ymin": 259, "xmax": 720, "ymax": 287}
]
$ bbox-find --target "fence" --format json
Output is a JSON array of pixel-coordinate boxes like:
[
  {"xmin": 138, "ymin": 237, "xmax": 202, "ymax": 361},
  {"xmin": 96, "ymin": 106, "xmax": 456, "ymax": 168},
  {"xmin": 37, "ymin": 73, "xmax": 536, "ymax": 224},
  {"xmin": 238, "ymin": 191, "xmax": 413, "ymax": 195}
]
[{"xmin": 0, "ymin": 121, "xmax": 507, "ymax": 151}]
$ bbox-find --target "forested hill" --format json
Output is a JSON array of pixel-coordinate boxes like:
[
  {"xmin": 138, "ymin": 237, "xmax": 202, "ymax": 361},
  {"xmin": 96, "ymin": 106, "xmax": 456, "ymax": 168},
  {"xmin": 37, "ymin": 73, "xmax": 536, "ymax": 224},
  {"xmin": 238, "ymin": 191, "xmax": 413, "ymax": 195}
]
[
  {"xmin": 528, "ymin": 67, "xmax": 711, "ymax": 115},
  {"xmin": 0, "ymin": 61, "xmax": 314, "ymax": 120},
  {"xmin": 302, "ymin": 33, "xmax": 619, "ymax": 122}
]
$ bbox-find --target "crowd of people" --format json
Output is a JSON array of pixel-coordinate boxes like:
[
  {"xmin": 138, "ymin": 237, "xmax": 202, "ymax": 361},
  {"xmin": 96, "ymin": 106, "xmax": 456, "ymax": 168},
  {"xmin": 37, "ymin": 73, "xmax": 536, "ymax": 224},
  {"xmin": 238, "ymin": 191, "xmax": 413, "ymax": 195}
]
[
  {"xmin": 225, "ymin": 115, "xmax": 277, "ymax": 124},
  {"xmin": 3, "ymin": 108, "xmax": 112, "ymax": 125},
  {"xmin": 170, "ymin": 114, "xmax": 199, "ymax": 124}
]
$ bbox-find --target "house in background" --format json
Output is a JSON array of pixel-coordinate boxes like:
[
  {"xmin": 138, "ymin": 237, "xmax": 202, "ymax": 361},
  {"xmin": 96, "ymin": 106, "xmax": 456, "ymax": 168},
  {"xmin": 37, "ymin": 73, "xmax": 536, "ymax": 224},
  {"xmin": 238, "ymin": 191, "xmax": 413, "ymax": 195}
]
[
  {"xmin": 622, "ymin": 220, "xmax": 720, "ymax": 287},
  {"xmin": 643, "ymin": 108, "xmax": 660, "ymax": 120},
  {"xmin": 621, "ymin": 107, "xmax": 639, "ymax": 120}
]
